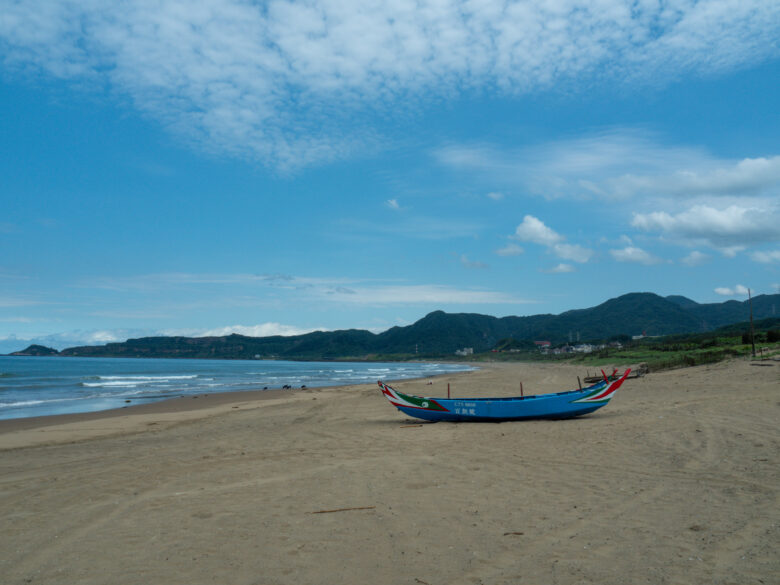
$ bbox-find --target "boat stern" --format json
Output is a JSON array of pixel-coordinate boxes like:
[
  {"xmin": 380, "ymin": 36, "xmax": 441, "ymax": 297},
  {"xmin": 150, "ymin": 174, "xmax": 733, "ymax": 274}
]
[{"xmin": 571, "ymin": 368, "xmax": 631, "ymax": 405}]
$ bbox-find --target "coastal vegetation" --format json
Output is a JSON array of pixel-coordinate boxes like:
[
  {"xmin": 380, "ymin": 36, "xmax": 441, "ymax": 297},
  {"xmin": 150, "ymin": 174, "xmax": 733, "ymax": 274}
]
[{"xmin": 469, "ymin": 317, "xmax": 780, "ymax": 372}]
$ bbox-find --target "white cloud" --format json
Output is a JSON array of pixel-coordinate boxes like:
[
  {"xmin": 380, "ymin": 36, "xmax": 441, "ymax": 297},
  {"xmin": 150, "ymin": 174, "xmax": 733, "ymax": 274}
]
[
  {"xmin": 0, "ymin": 328, "xmax": 153, "ymax": 352},
  {"xmin": 182, "ymin": 323, "xmax": 322, "ymax": 338},
  {"xmin": 608, "ymin": 156, "xmax": 780, "ymax": 199},
  {"xmin": 82, "ymin": 330, "xmax": 126, "ymax": 343},
  {"xmin": 546, "ymin": 263, "xmax": 574, "ymax": 273},
  {"xmin": 680, "ymin": 250, "xmax": 709, "ymax": 266},
  {"xmin": 618, "ymin": 156, "xmax": 780, "ymax": 195},
  {"xmin": 2, "ymin": 1, "xmax": 778, "ymax": 169},
  {"xmin": 714, "ymin": 285, "xmax": 750, "ymax": 296},
  {"xmin": 514, "ymin": 215, "xmax": 563, "ymax": 246},
  {"xmin": 609, "ymin": 246, "xmax": 661, "ymax": 265},
  {"xmin": 487, "ymin": 192, "xmax": 504, "ymax": 201},
  {"xmin": 385, "ymin": 198, "xmax": 401, "ymax": 210},
  {"xmin": 0, "ymin": 322, "xmax": 322, "ymax": 352},
  {"xmin": 495, "ymin": 243, "xmax": 523, "ymax": 257},
  {"xmin": 632, "ymin": 204, "xmax": 780, "ymax": 251},
  {"xmin": 512, "ymin": 215, "xmax": 592, "ymax": 263},
  {"xmin": 750, "ymin": 250, "xmax": 780, "ymax": 263}
]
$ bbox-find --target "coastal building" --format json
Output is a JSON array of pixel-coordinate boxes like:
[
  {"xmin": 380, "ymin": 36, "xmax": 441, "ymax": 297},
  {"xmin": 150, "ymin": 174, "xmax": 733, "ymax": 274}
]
[{"xmin": 534, "ymin": 341, "xmax": 551, "ymax": 353}]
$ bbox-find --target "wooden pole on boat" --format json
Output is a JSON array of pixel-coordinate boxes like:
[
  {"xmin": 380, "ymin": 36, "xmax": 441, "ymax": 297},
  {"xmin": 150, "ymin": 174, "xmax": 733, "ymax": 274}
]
[
  {"xmin": 520, "ymin": 382, "xmax": 523, "ymax": 397},
  {"xmin": 447, "ymin": 383, "xmax": 450, "ymax": 398},
  {"xmin": 577, "ymin": 376, "xmax": 582, "ymax": 390}
]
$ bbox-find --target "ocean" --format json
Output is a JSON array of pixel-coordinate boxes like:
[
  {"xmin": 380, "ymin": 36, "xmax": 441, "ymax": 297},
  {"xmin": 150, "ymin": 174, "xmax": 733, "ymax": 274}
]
[{"xmin": 0, "ymin": 356, "xmax": 474, "ymax": 420}]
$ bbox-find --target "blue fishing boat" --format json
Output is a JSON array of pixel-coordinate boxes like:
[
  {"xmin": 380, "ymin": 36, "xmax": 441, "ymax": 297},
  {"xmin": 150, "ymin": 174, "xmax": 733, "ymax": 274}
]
[{"xmin": 378, "ymin": 369, "xmax": 630, "ymax": 422}]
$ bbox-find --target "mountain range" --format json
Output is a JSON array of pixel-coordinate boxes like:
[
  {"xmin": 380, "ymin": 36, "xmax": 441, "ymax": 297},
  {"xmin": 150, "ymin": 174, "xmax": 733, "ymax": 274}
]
[{"xmin": 12, "ymin": 292, "xmax": 778, "ymax": 360}]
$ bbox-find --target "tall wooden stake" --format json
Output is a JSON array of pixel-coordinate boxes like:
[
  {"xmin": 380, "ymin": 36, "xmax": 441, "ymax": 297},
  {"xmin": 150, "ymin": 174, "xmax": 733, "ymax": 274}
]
[{"xmin": 749, "ymin": 288, "xmax": 756, "ymax": 358}]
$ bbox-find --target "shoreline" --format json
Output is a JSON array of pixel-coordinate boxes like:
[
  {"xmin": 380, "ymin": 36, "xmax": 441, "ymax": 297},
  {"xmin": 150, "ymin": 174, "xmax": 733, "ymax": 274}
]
[
  {"xmin": 0, "ymin": 357, "xmax": 477, "ymax": 432},
  {"xmin": 0, "ymin": 363, "xmax": 486, "ymax": 448},
  {"xmin": 0, "ymin": 387, "xmax": 295, "ymax": 433}
]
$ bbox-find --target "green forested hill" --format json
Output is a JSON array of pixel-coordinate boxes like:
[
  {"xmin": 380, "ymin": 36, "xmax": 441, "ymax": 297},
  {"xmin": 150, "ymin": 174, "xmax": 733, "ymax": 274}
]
[{"xmin": 49, "ymin": 292, "xmax": 779, "ymax": 359}]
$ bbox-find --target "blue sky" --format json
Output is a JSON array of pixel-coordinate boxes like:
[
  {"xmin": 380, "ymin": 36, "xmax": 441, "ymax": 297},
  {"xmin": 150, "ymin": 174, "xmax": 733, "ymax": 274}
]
[{"xmin": 1, "ymin": 0, "xmax": 779, "ymax": 352}]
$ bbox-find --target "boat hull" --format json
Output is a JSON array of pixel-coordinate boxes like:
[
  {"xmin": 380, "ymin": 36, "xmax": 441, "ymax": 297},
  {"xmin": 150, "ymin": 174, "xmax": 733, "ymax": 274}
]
[
  {"xmin": 378, "ymin": 369, "xmax": 630, "ymax": 422},
  {"xmin": 391, "ymin": 399, "xmax": 606, "ymax": 422}
]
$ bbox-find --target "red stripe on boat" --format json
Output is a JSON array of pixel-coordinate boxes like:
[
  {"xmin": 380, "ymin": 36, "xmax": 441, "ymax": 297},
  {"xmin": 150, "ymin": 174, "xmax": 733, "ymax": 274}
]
[{"xmin": 589, "ymin": 369, "xmax": 631, "ymax": 400}]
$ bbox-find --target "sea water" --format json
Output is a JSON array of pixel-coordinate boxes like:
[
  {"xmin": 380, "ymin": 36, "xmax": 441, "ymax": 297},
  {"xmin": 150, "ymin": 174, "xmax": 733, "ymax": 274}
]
[{"xmin": 0, "ymin": 356, "xmax": 474, "ymax": 420}]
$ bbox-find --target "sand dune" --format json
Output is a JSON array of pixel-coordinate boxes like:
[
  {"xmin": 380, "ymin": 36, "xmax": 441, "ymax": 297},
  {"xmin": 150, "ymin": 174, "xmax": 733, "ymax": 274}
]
[{"xmin": 1, "ymin": 358, "xmax": 777, "ymax": 584}]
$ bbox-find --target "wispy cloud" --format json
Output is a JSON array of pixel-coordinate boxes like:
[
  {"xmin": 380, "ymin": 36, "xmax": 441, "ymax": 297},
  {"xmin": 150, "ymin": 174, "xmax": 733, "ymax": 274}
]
[
  {"xmin": 545, "ymin": 263, "xmax": 575, "ymax": 274},
  {"xmin": 79, "ymin": 272, "xmax": 268, "ymax": 292},
  {"xmin": 460, "ymin": 255, "xmax": 488, "ymax": 270},
  {"xmin": 434, "ymin": 130, "xmax": 780, "ymax": 201},
  {"xmin": 495, "ymin": 243, "xmax": 523, "ymax": 257},
  {"xmin": 318, "ymin": 284, "xmax": 532, "ymax": 306},
  {"xmin": 680, "ymin": 250, "xmax": 709, "ymax": 266},
  {"xmin": 2, "ymin": 1, "xmax": 778, "ymax": 169},
  {"xmin": 0, "ymin": 316, "xmax": 35, "ymax": 323},
  {"xmin": 338, "ymin": 215, "xmax": 484, "ymax": 241},
  {"xmin": 0, "ymin": 296, "xmax": 46, "ymax": 307},
  {"xmin": 750, "ymin": 250, "xmax": 780, "ymax": 263},
  {"xmin": 68, "ymin": 271, "xmax": 531, "ymax": 310}
]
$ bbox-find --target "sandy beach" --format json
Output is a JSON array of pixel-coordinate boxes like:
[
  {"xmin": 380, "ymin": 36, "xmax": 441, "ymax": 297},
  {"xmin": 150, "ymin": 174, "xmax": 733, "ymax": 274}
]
[{"xmin": 1, "ymin": 358, "xmax": 777, "ymax": 585}]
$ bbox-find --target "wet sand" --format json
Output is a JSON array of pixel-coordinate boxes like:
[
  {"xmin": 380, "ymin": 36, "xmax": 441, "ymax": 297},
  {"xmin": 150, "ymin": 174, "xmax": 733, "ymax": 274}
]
[{"xmin": 1, "ymin": 359, "xmax": 777, "ymax": 584}]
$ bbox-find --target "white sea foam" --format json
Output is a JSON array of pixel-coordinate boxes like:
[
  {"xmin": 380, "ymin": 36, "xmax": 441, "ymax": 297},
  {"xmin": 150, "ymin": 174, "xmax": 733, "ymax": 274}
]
[
  {"xmin": 1, "ymin": 396, "xmax": 85, "ymax": 407},
  {"xmin": 1, "ymin": 399, "xmax": 46, "ymax": 407},
  {"xmin": 98, "ymin": 375, "xmax": 197, "ymax": 381},
  {"xmin": 83, "ymin": 381, "xmax": 140, "ymax": 388},
  {"xmin": 83, "ymin": 375, "xmax": 201, "ymax": 387}
]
